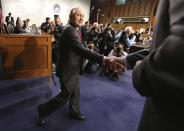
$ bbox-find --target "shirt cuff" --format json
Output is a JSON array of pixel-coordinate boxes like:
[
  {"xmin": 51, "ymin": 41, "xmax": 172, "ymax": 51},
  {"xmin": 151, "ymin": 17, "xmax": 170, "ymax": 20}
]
[{"xmin": 123, "ymin": 56, "xmax": 131, "ymax": 70}]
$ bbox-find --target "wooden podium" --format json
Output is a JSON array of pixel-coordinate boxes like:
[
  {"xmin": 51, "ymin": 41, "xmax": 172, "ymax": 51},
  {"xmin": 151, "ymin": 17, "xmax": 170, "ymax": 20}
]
[{"xmin": 0, "ymin": 34, "xmax": 52, "ymax": 80}]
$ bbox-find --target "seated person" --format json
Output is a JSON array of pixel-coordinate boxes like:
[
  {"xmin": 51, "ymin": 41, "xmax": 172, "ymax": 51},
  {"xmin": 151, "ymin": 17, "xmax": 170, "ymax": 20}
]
[
  {"xmin": 16, "ymin": 17, "xmax": 21, "ymax": 26},
  {"xmin": 23, "ymin": 19, "xmax": 30, "ymax": 29},
  {"xmin": 134, "ymin": 30, "xmax": 141, "ymax": 42},
  {"xmin": 119, "ymin": 31, "xmax": 136, "ymax": 51},
  {"xmin": 14, "ymin": 21, "xmax": 26, "ymax": 34},
  {"xmin": 115, "ymin": 30, "xmax": 123, "ymax": 42},
  {"xmin": 142, "ymin": 34, "xmax": 152, "ymax": 45}
]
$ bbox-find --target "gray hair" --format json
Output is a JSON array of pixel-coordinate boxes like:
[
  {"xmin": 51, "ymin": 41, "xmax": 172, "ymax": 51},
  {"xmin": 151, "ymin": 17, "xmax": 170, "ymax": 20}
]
[
  {"xmin": 70, "ymin": 7, "xmax": 82, "ymax": 15},
  {"xmin": 55, "ymin": 17, "xmax": 61, "ymax": 21}
]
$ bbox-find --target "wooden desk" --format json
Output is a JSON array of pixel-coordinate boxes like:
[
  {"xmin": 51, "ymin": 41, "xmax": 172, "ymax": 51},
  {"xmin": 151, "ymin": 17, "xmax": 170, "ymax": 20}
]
[
  {"xmin": 129, "ymin": 43, "xmax": 150, "ymax": 54},
  {"xmin": 0, "ymin": 34, "xmax": 52, "ymax": 80}
]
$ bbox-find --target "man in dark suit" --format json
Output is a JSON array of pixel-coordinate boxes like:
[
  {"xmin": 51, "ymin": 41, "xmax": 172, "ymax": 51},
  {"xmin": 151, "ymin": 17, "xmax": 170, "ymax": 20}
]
[
  {"xmin": 5, "ymin": 12, "xmax": 14, "ymax": 33},
  {"xmin": 41, "ymin": 17, "xmax": 51, "ymax": 33},
  {"xmin": 81, "ymin": 21, "xmax": 90, "ymax": 42},
  {"xmin": 37, "ymin": 7, "xmax": 113, "ymax": 127},
  {"xmin": 112, "ymin": 0, "xmax": 184, "ymax": 130},
  {"xmin": 5, "ymin": 12, "xmax": 14, "ymax": 26},
  {"xmin": 50, "ymin": 17, "xmax": 64, "ymax": 65}
]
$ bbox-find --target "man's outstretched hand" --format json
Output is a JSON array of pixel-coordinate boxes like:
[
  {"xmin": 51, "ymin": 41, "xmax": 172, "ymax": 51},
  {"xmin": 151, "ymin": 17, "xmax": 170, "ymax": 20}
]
[
  {"xmin": 104, "ymin": 56, "xmax": 125, "ymax": 72},
  {"xmin": 104, "ymin": 56, "xmax": 124, "ymax": 64}
]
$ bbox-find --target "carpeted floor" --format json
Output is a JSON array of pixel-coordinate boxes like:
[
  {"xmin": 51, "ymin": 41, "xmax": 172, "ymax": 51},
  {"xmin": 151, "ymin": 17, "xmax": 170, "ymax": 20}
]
[{"xmin": 0, "ymin": 70, "xmax": 145, "ymax": 131}]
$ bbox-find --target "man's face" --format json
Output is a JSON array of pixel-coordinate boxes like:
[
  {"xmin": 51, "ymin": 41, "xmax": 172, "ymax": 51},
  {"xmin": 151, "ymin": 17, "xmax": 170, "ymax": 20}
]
[
  {"xmin": 46, "ymin": 19, "xmax": 50, "ymax": 23},
  {"xmin": 70, "ymin": 8, "xmax": 84, "ymax": 27},
  {"xmin": 55, "ymin": 19, "xmax": 61, "ymax": 26}
]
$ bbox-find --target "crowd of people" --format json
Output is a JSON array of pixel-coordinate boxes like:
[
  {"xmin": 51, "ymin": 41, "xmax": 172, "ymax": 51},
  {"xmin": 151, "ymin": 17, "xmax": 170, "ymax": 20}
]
[
  {"xmin": 0, "ymin": 12, "xmax": 153, "ymax": 81},
  {"xmin": 39, "ymin": 16, "xmax": 152, "ymax": 81},
  {"xmin": 2, "ymin": 12, "xmax": 30, "ymax": 34},
  {"xmin": 1, "ymin": 0, "xmax": 184, "ymax": 130}
]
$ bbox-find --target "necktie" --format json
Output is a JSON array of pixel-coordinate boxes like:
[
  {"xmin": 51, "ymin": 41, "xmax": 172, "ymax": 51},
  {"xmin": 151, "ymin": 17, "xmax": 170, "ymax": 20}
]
[{"xmin": 77, "ymin": 29, "xmax": 82, "ymax": 41}]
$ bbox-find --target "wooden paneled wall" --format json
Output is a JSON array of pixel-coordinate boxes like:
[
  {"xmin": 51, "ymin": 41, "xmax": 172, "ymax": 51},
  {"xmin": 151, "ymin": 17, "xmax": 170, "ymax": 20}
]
[
  {"xmin": 90, "ymin": 0, "xmax": 159, "ymax": 30},
  {"xmin": 0, "ymin": 34, "xmax": 52, "ymax": 80}
]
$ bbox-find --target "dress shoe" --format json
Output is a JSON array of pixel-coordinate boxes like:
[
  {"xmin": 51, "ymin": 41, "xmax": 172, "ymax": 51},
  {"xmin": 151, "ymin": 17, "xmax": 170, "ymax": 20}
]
[
  {"xmin": 37, "ymin": 107, "xmax": 46, "ymax": 127},
  {"xmin": 68, "ymin": 113, "xmax": 86, "ymax": 121}
]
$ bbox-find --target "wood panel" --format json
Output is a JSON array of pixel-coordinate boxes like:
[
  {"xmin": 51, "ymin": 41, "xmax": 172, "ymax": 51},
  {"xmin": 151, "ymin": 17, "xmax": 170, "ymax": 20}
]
[
  {"xmin": 120, "ymin": 4, "xmax": 126, "ymax": 17},
  {"xmin": 144, "ymin": 0, "xmax": 152, "ymax": 16},
  {"xmin": 112, "ymin": 23, "xmax": 149, "ymax": 31},
  {"xmin": 0, "ymin": 34, "xmax": 52, "ymax": 80},
  {"xmin": 133, "ymin": 2, "xmax": 140, "ymax": 16},
  {"xmin": 129, "ymin": 2, "xmax": 135, "ymax": 16},
  {"xmin": 116, "ymin": 5, "xmax": 122, "ymax": 17},
  {"xmin": 111, "ymin": 0, "xmax": 116, "ymax": 18},
  {"xmin": 90, "ymin": 0, "xmax": 158, "ymax": 29},
  {"xmin": 103, "ymin": 3, "xmax": 108, "ymax": 24},
  {"xmin": 138, "ymin": 2, "xmax": 146, "ymax": 16},
  {"xmin": 124, "ymin": 3, "xmax": 130, "ymax": 17},
  {"xmin": 149, "ymin": 0, "xmax": 159, "ymax": 27}
]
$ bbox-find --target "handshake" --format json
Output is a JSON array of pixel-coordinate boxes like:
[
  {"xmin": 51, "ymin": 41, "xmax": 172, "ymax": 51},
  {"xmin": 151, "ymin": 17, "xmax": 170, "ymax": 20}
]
[
  {"xmin": 104, "ymin": 56, "xmax": 125, "ymax": 72},
  {"xmin": 103, "ymin": 49, "xmax": 151, "ymax": 71}
]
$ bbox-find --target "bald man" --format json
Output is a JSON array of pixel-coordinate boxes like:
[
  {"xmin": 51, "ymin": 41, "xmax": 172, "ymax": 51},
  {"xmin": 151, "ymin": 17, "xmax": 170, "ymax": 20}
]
[{"xmin": 37, "ymin": 8, "xmax": 113, "ymax": 126}]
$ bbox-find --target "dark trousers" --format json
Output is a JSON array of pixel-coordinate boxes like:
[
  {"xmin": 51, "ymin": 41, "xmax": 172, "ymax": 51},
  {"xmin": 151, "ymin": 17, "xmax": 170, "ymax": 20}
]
[{"xmin": 38, "ymin": 76, "xmax": 80, "ymax": 117}]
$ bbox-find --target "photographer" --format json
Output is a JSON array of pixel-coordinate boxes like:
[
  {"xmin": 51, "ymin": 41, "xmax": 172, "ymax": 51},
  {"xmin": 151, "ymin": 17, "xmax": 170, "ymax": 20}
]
[
  {"xmin": 88, "ymin": 22, "xmax": 100, "ymax": 47},
  {"xmin": 50, "ymin": 17, "xmax": 64, "ymax": 66},
  {"xmin": 51, "ymin": 18, "xmax": 64, "ymax": 41},
  {"xmin": 100, "ymin": 23, "xmax": 115, "ymax": 56},
  {"xmin": 83, "ymin": 41, "xmax": 98, "ymax": 74},
  {"xmin": 109, "ymin": 43, "xmax": 128, "ymax": 57},
  {"xmin": 108, "ymin": 43, "xmax": 127, "ymax": 81},
  {"xmin": 119, "ymin": 30, "xmax": 136, "ymax": 52},
  {"xmin": 41, "ymin": 17, "xmax": 51, "ymax": 33},
  {"xmin": 100, "ymin": 42, "xmax": 127, "ymax": 81},
  {"xmin": 81, "ymin": 21, "xmax": 90, "ymax": 43}
]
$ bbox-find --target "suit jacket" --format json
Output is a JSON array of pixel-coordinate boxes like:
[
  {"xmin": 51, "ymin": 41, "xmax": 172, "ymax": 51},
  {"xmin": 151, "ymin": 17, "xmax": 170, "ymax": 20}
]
[
  {"xmin": 129, "ymin": 0, "xmax": 184, "ymax": 130},
  {"xmin": 126, "ymin": 49, "xmax": 150, "ymax": 69},
  {"xmin": 56, "ymin": 23, "xmax": 103, "ymax": 81},
  {"xmin": 81, "ymin": 25, "xmax": 88, "ymax": 41},
  {"xmin": 5, "ymin": 16, "xmax": 14, "ymax": 25},
  {"xmin": 23, "ymin": 20, "xmax": 28, "ymax": 29}
]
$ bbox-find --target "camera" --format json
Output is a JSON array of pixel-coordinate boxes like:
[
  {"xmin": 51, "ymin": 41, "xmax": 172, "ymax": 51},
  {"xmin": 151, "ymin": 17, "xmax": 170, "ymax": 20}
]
[
  {"xmin": 88, "ymin": 45, "xmax": 94, "ymax": 51},
  {"xmin": 92, "ymin": 26, "xmax": 96, "ymax": 31},
  {"xmin": 54, "ymin": 27, "xmax": 59, "ymax": 32},
  {"xmin": 115, "ymin": 47, "xmax": 122, "ymax": 57},
  {"xmin": 105, "ymin": 27, "xmax": 110, "ymax": 32},
  {"xmin": 88, "ymin": 46, "xmax": 92, "ymax": 50}
]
